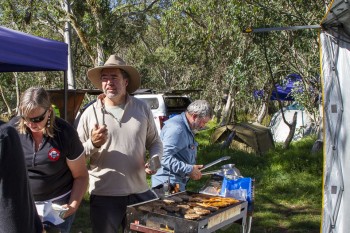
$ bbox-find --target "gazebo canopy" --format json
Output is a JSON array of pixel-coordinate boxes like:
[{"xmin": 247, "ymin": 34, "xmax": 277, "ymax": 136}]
[{"xmin": 0, "ymin": 26, "xmax": 67, "ymax": 72}]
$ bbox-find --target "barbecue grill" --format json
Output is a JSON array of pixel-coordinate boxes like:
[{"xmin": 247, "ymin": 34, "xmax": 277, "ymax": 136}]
[{"xmin": 125, "ymin": 191, "xmax": 248, "ymax": 233}]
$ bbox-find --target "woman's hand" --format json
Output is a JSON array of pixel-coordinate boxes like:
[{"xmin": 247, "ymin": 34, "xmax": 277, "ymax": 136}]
[{"xmin": 60, "ymin": 204, "xmax": 76, "ymax": 218}]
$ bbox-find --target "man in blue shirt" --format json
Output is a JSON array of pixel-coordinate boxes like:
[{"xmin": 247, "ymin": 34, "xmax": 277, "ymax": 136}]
[{"xmin": 152, "ymin": 100, "xmax": 213, "ymax": 194}]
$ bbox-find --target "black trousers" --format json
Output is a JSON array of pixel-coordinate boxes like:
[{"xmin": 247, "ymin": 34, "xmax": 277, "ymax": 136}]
[{"xmin": 90, "ymin": 190, "xmax": 157, "ymax": 233}]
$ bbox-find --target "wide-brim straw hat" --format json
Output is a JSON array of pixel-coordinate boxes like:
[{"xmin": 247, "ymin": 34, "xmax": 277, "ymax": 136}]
[{"xmin": 87, "ymin": 55, "xmax": 140, "ymax": 93}]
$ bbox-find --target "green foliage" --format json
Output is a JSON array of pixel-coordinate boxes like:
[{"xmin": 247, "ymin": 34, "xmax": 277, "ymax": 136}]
[{"xmin": 0, "ymin": 0, "xmax": 325, "ymax": 123}]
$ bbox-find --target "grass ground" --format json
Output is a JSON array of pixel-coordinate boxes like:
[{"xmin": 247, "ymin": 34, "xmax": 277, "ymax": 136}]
[{"xmin": 71, "ymin": 122, "xmax": 323, "ymax": 233}]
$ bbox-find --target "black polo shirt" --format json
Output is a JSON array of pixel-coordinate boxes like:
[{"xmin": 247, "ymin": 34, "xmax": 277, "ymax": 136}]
[{"xmin": 9, "ymin": 117, "xmax": 84, "ymax": 201}]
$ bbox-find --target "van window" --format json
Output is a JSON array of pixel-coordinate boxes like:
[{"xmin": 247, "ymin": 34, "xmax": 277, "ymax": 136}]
[
  {"xmin": 164, "ymin": 97, "xmax": 191, "ymax": 108},
  {"xmin": 138, "ymin": 98, "xmax": 159, "ymax": 109}
]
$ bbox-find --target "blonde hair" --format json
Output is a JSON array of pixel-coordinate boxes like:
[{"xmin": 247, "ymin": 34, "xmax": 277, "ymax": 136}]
[{"xmin": 17, "ymin": 87, "xmax": 56, "ymax": 137}]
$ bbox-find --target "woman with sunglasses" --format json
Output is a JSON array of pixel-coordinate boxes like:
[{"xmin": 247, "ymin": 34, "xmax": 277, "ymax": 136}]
[{"xmin": 8, "ymin": 87, "xmax": 88, "ymax": 233}]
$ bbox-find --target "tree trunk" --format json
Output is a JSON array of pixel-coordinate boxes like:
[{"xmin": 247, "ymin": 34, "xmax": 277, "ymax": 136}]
[
  {"xmin": 215, "ymin": 100, "xmax": 222, "ymax": 124},
  {"xmin": 257, "ymin": 102, "xmax": 267, "ymax": 124},
  {"xmin": 220, "ymin": 92, "xmax": 232, "ymax": 126},
  {"xmin": 228, "ymin": 93, "xmax": 236, "ymax": 123},
  {"xmin": 283, "ymin": 112, "xmax": 298, "ymax": 149},
  {"xmin": 0, "ymin": 85, "xmax": 12, "ymax": 116},
  {"xmin": 261, "ymin": 33, "xmax": 297, "ymax": 148},
  {"xmin": 14, "ymin": 72, "xmax": 19, "ymax": 112},
  {"xmin": 311, "ymin": 139, "xmax": 323, "ymax": 154}
]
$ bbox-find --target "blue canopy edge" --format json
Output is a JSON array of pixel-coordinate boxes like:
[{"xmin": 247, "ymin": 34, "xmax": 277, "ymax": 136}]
[{"xmin": 0, "ymin": 26, "xmax": 68, "ymax": 72}]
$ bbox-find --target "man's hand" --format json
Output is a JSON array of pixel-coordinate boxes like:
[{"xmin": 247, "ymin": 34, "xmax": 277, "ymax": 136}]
[
  {"xmin": 91, "ymin": 124, "xmax": 108, "ymax": 148},
  {"xmin": 144, "ymin": 162, "xmax": 157, "ymax": 175},
  {"xmin": 189, "ymin": 164, "xmax": 203, "ymax": 180}
]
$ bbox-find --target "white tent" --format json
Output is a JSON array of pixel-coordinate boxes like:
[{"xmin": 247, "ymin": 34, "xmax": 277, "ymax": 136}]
[
  {"xmin": 269, "ymin": 104, "xmax": 314, "ymax": 142},
  {"xmin": 321, "ymin": 0, "xmax": 350, "ymax": 232}
]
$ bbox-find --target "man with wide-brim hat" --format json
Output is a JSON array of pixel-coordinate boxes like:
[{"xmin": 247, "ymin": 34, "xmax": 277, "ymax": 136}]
[
  {"xmin": 87, "ymin": 55, "xmax": 141, "ymax": 94},
  {"xmin": 77, "ymin": 54, "xmax": 163, "ymax": 233}
]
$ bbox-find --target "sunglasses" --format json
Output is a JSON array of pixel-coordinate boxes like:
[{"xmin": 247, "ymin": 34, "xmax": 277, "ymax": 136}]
[{"xmin": 22, "ymin": 109, "xmax": 48, "ymax": 123}]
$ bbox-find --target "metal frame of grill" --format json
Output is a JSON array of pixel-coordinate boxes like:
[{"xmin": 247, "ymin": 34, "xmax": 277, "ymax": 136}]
[{"xmin": 125, "ymin": 192, "xmax": 248, "ymax": 233}]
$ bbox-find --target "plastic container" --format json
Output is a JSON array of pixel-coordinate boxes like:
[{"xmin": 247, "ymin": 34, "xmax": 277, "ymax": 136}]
[{"xmin": 221, "ymin": 164, "xmax": 242, "ymax": 179}]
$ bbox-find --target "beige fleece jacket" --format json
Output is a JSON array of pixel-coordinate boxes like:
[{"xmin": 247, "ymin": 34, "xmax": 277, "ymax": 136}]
[{"xmin": 77, "ymin": 94, "xmax": 163, "ymax": 196}]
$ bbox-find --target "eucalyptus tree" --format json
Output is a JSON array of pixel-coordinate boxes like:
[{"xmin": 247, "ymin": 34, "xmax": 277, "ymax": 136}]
[
  {"xmin": 152, "ymin": 0, "xmax": 324, "ymax": 148},
  {"xmin": 157, "ymin": 0, "xmax": 253, "ymax": 122},
  {"xmin": 0, "ymin": 0, "xmax": 326, "ymax": 135},
  {"xmin": 242, "ymin": 0, "xmax": 324, "ymax": 148},
  {"xmin": 0, "ymin": 0, "xmax": 68, "ymax": 117},
  {"xmin": 112, "ymin": 0, "xmax": 180, "ymax": 91},
  {"xmin": 0, "ymin": 0, "xmax": 163, "ymax": 112}
]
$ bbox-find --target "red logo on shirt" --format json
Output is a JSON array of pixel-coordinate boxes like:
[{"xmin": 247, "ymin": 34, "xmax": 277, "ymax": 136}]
[{"xmin": 48, "ymin": 148, "xmax": 60, "ymax": 161}]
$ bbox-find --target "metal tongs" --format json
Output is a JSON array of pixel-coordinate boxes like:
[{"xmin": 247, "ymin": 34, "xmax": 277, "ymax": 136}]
[
  {"xmin": 201, "ymin": 169, "xmax": 223, "ymax": 176},
  {"xmin": 200, "ymin": 156, "xmax": 230, "ymax": 172}
]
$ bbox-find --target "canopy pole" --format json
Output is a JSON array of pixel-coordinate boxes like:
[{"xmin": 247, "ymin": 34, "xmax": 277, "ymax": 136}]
[
  {"xmin": 64, "ymin": 71, "xmax": 68, "ymax": 121},
  {"xmin": 243, "ymin": 25, "xmax": 321, "ymax": 33}
]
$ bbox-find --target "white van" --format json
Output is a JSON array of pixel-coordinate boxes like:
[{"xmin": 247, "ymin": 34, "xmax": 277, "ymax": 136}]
[{"xmin": 133, "ymin": 89, "xmax": 192, "ymax": 134}]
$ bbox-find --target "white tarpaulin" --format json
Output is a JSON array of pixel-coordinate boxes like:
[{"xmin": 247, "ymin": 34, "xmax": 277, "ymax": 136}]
[{"xmin": 321, "ymin": 0, "xmax": 350, "ymax": 232}]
